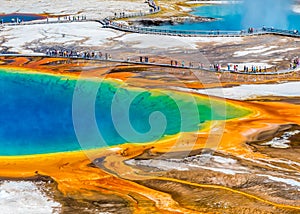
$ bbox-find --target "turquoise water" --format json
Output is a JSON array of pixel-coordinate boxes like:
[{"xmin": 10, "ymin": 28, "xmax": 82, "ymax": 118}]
[
  {"xmin": 156, "ymin": 3, "xmax": 300, "ymax": 31},
  {"xmin": 0, "ymin": 68, "xmax": 249, "ymax": 156},
  {"xmin": 0, "ymin": 13, "xmax": 45, "ymax": 23}
]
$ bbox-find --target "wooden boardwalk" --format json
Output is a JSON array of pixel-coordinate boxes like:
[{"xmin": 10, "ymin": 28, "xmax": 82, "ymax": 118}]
[
  {"xmin": 103, "ymin": 22, "xmax": 300, "ymax": 38},
  {"xmin": 0, "ymin": 53, "xmax": 299, "ymax": 76}
]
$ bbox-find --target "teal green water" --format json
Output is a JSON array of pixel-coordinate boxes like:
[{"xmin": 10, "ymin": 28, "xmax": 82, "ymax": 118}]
[{"xmin": 0, "ymin": 68, "xmax": 250, "ymax": 156}]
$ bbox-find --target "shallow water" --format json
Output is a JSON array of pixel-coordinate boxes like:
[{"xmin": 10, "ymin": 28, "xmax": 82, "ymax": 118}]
[
  {"xmin": 157, "ymin": 3, "xmax": 300, "ymax": 31},
  {"xmin": 0, "ymin": 68, "xmax": 250, "ymax": 156}
]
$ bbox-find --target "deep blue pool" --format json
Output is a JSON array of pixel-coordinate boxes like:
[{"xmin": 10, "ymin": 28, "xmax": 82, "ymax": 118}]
[{"xmin": 0, "ymin": 13, "xmax": 45, "ymax": 23}]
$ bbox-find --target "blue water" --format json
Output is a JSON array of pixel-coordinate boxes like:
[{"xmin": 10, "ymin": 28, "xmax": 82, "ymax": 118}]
[
  {"xmin": 0, "ymin": 13, "xmax": 45, "ymax": 23},
  {"xmin": 156, "ymin": 4, "xmax": 300, "ymax": 31},
  {"xmin": 0, "ymin": 68, "xmax": 249, "ymax": 156}
]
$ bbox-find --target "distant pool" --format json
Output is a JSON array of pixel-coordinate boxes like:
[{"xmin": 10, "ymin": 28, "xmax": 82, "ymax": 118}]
[
  {"xmin": 156, "ymin": 3, "xmax": 300, "ymax": 31},
  {"xmin": 0, "ymin": 68, "xmax": 250, "ymax": 156},
  {"xmin": 0, "ymin": 13, "xmax": 45, "ymax": 23}
]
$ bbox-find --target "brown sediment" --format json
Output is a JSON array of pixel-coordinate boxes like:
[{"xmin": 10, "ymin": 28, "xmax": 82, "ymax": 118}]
[{"xmin": 0, "ymin": 56, "xmax": 300, "ymax": 213}]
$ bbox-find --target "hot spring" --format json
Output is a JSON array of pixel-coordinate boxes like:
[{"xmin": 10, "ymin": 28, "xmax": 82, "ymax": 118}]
[
  {"xmin": 0, "ymin": 68, "xmax": 250, "ymax": 156},
  {"xmin": 156, "ymin": 0, "xmax": 300, "ymax": 31}
]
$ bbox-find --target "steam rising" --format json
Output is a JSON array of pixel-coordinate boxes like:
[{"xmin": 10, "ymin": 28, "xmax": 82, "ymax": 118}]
[{"xmin": 242, "ymin": 0, "xmax": 292, "ymax": 29}]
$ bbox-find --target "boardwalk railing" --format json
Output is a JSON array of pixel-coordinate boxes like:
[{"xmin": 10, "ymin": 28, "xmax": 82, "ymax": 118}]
[
  {"xmin": 103, "ymin": 22, "xmax": 267, "ymax": 37},
  {"xmin": 0, "ymin": 53, "xmax": 299, "ymax": 76},
  {"xmin": 103, "ymin": 21, "xmax": 300, "ymax": 38},
  {"xmin": 262, "ymin": 27, "xmax": 300, "ymax": 37}
]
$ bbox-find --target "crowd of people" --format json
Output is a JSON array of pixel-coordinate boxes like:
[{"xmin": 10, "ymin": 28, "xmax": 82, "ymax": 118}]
[
  {"xmin": 170, "ymin": 62, "xmax": 278, "ymax": 73},
  {"xmin": 56, "ymin": 15, "xmax": 87, "ymax": 22},
  {"xmin": 247, "ymin": 27, "xmax": 255, "ymax": 34},
  {"xmin": 167, "ymin": 61, "xmax": 275, "ymax": 73},
  {"xmin": 147, "ymin": 0, "xmax": 160, "ymax": 12},
  {"xmin": 46, "ymin": 49, "xmax": 112, "ymax": 60},
  {"xmin": 227, "ymin": 64, "xmax": 268, "ymax": 73}
]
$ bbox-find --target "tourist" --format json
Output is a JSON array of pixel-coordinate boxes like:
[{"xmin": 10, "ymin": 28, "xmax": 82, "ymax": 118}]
[{"xmin": 199, "ymin": 63, "xmax": 204, "ymax": 69}]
